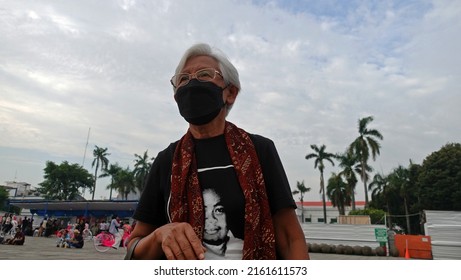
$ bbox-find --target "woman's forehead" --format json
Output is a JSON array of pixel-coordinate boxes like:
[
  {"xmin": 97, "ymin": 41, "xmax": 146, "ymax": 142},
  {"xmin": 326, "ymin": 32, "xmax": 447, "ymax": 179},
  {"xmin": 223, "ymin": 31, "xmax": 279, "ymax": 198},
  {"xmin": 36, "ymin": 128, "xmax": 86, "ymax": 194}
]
[{"xmin": 182, "ymin": 55, "xmax": 219, "ymax": 72}]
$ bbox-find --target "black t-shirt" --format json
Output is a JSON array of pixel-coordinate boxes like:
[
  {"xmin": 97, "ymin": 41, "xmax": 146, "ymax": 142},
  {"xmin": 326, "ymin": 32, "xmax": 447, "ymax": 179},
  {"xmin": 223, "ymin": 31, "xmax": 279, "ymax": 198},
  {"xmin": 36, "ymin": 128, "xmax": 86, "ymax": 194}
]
[
  {"xmin": 195, "ymin": 135, "xmax": 245, "ymax": 240},
  {"xmin": 133, "ymin": 133, "xmax": 295, "ymax": 233}
]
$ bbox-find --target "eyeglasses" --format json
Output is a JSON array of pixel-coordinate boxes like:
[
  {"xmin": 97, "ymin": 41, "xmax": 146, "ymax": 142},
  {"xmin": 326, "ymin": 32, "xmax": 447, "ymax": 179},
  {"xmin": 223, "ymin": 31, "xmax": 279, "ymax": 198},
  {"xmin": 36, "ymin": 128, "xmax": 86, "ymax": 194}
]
[{"xmin": 170, "ymin": 68, "xmax": 223, "ymax": 88}]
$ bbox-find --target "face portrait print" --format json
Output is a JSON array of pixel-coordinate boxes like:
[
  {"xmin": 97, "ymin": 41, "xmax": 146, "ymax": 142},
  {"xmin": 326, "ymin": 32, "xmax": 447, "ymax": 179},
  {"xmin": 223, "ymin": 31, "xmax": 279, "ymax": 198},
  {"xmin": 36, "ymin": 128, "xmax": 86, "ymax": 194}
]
[{"xmin": 203, "ymin": 188, "xmax": 228, "ymax": 246}]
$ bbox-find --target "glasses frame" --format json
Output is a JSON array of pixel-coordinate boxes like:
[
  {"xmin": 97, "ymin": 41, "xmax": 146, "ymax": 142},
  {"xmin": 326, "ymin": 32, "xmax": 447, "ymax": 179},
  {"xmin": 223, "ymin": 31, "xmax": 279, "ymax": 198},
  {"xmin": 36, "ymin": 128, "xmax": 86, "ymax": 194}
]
[{"xmin": 170, "ymin": 68, "xmax": 223, "ymax": 89}]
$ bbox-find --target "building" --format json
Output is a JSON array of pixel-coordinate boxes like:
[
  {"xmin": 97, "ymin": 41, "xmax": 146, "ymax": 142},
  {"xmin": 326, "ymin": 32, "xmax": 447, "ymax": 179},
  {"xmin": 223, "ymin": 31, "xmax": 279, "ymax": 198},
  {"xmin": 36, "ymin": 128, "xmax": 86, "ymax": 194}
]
[
  {"xmin": 2, "ymin": 181, "xmax": 39, "ymax": 197},
  {"xmin": 295, "ymin": 201, "xmax": 366, "ymax": 224}
]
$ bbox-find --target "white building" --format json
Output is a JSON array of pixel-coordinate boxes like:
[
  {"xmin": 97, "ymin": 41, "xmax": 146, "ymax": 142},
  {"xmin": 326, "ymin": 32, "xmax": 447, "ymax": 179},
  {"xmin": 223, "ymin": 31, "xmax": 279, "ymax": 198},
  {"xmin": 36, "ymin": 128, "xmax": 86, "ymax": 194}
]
[
  {"xmin": 3, "ymin": 181, "xmax": 36, "ymax": 197},
  {"xmin": 295, "ymin": 201, "xmax": 367, "ymax": 224}
]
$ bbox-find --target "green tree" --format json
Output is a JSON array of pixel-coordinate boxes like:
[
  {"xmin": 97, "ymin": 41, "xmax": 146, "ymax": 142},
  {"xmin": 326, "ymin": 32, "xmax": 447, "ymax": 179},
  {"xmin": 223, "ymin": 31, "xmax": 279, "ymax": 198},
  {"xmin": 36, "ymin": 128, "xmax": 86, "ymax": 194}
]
[
  {"xmin": 326, "ymin": 172, "xmax": 350, "ymax": 216},
  {"xmin": 0, "ymin": 187, "xmax": 9, "ymax": 211},
  {"xmin": 388, "ymin": 165, "xmax": 411, "ymax": 233},
  {"xmin": 38, "ymin": 161, "xmax": 94, "ymax": 200},
  {"xmin": 337, "ymin": 151, "xmax": 359, "ymax": 210},
  {"xmin": 112, "ymin": 167, "xmax": 136, "ymax": 200},
  {"xmin": 369, "ymin": 173, "xmax": 393, "ymax": 226},
  {"xmin": 418, "ymin": 143, "xmax": 461, "ymax": 211},
  {"xmin": 292, "ymin": 180, "xmax": 311, "ymax": 223},
  {"xmin": 91, "ymin": 146, "xmax": 110, "ymax": 200},
  {"xmin": 133, "ymin": 150, "xmax": 154, "ymax": 193},
  {"xmin": 348, "ymin": 116, "xmax": 383, "ymax": 207},
  {"xmin": 306, "ymin": 144, "xmax": 336, "ymax": 224},
  {"xmin": 99, "ymin": 163, "xmax": 123, "ymax": 200}
]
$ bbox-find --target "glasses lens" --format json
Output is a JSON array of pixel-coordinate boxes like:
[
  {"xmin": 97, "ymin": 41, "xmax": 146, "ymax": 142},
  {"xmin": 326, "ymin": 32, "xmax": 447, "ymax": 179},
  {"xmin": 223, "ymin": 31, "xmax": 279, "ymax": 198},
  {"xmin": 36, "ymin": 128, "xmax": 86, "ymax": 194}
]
[
  {"xmin": 195, "ymin": 69, "xmax": 215, "ymax": 82},
  {"xmin": 171, "ymin": 69, "xmax": 219, "ymax": 88},
  {"xmin": 173, "ymin": 73, "xmax": 189, "ymax": 87}
]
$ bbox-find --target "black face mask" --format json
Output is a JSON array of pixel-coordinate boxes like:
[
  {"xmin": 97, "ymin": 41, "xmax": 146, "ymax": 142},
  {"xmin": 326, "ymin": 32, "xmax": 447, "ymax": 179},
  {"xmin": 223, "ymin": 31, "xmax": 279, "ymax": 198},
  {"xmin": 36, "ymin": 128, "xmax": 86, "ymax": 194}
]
[{"xmin": 175, "ymin": 79, "xmax": 226, "ymax": 125}]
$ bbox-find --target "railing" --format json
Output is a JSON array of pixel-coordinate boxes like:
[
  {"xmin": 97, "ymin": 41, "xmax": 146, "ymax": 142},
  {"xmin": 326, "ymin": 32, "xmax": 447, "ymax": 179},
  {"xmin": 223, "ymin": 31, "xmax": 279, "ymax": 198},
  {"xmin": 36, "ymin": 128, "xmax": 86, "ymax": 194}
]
[{"xmin": 302, "ymin": 223, "xmax": 386, "ymax": 248}]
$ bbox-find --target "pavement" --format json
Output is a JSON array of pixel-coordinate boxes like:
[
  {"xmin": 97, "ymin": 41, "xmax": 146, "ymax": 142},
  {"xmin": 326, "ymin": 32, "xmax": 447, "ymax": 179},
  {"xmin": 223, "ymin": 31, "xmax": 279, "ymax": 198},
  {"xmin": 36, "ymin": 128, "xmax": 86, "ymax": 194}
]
[{"xmin": 0, "ymin": 236, "xmax": 406, "ymax": 260}]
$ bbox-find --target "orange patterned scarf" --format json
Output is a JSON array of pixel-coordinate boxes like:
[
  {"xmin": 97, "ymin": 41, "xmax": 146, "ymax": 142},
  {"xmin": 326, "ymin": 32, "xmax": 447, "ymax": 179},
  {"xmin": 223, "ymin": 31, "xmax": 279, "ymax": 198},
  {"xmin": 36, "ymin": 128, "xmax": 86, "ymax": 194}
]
[{"xmin": 169, "ymin": 121, "xmax": 276, "ymax": 259}]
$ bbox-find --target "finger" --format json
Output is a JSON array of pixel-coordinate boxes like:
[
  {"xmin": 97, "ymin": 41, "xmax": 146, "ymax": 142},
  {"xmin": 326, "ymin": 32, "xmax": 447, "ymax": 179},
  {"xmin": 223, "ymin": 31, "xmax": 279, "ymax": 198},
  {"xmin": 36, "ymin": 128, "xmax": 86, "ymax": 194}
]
[
  {"xmin": 162, "ymin": 244, "xmax": 175, "ymax": 260},
  {"xmin": 177, "ymin": 238, "xmax": 196, "ymax": 260},
  {"xmin": 183, "ymin": 226, "xmax": 205, "ymax": 260},
  {"xmin": 161, "ymin": 235, "xmax": 181, "ymax": 260},
  {"xmin": 169, "ymin": 224, "xmax": 199, "ymax": 260}
]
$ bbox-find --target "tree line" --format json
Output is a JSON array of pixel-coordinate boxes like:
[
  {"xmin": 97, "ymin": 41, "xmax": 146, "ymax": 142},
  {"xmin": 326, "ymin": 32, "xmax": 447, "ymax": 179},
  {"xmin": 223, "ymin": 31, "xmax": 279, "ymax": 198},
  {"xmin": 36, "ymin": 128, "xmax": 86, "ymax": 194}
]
[
  {"xmin": 37, "ymin": 146, "xmax": 154, "ymax": 201},
  {"xmin": 292, "ymin": 116, "xmax": 461, "ymax": 234}
]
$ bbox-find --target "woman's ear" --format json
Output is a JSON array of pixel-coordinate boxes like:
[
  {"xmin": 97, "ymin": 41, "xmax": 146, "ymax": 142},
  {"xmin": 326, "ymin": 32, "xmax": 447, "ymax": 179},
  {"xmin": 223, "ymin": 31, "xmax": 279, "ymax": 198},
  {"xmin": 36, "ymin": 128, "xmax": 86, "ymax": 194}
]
[{"xmin": 224, "ymin": 84, "xmax": 239, "ymax": 105}]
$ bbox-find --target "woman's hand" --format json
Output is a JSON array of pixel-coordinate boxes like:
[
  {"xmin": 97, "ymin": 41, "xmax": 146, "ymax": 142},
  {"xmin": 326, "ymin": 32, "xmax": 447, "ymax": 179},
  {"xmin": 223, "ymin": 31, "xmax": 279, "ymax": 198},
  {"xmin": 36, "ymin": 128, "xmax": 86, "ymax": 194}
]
[{"xmin": 154, "ymin": 222, "xmax": 206, "ymax": 260}]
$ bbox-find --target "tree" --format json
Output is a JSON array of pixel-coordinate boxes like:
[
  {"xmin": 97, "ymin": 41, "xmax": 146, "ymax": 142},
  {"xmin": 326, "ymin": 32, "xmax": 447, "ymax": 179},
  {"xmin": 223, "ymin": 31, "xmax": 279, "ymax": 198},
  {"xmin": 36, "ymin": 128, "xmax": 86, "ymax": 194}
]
[
  {"xmin": 292, "ymin": 180, "xmax": 311, "ymax": 223},
  {"xmin": 369, "ymin": 173, "xmax": 393, "ymax": 226},
  {"xmin": 112, "ymin": 167, "xmax": 136, "ymax": 200},
  {"xmin": 133, "ymin": 150, "xmax": 154, "ymax": 193},
  {"xmin": 99, "ymin": 163, "xmax": 123, "ymax": 200},
  {"xmin": 91, "ymin": 146, "xmax": 110, "ymax": 200},
  {"xmin": 337, "ymin": 151, "xmax": 359, "ymax": 210},
  {"xmin": 348, "ymin": 116, "xmax": 383, "ymax": 206},
  {"xmin": 38, "ymin": 161, "xmax": 94, "ymax": 200},
  {"xmin": 326, "ymin": 172, "xmax": 350, "ymax": 216},
  {"xmin": 388, "ymin": 165, "xmax": 411, "ymax": 233},
  {"xmin": 417, "ymin": 143, "xmax": 461, "ymax": 211},
  {"xmin": 306, "ymin": 144, "xmax": 336, "ymax": 224},
  {"xmin": 0, "ymin": 187, "xmax": 9, "ymax": 211}
]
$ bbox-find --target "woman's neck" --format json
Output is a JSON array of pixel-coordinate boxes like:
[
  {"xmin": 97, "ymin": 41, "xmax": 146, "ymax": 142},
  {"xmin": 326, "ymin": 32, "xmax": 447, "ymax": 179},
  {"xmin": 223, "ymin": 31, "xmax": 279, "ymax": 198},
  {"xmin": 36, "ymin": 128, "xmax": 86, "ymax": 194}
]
[{"xmin": 188, "ymin": 110, "xmax": 226, "ymax": 139}]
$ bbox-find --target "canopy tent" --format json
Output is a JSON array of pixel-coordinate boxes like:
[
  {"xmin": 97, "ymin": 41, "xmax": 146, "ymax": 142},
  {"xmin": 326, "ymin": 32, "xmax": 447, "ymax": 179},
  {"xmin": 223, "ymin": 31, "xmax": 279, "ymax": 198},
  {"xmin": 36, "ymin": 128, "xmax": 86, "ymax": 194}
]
[{"xmin": 8, "ymin": 199, "xmax": 139, "ymax": 218}]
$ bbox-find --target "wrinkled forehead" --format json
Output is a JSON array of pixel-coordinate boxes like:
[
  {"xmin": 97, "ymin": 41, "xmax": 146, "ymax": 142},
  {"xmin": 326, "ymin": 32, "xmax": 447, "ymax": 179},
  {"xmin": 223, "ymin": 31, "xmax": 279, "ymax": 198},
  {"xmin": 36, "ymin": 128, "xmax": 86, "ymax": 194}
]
[{"xmin": 181, "ymin": 55, "xmax": 220, "ymax": 73}]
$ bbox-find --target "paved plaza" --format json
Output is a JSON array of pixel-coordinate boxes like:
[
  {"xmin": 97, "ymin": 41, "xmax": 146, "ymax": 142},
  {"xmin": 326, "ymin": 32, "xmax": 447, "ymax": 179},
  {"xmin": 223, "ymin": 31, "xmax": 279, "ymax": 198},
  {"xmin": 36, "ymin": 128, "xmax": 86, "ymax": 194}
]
[
  {"xmin": 0, "ymin": 236, "xmax": 126, "ymax": 260},
  {"xmin": 0, "ymin": 236, "xmax": 406, "ymax": 260}
]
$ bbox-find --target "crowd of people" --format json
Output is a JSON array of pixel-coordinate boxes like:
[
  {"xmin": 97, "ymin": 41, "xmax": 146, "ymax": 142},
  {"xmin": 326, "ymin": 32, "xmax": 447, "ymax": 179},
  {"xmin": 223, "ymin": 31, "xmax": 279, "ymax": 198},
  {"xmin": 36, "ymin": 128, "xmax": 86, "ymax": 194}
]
[{"xmin": 1, "ymin": 212, "xmax": 134, "ymax": 249}]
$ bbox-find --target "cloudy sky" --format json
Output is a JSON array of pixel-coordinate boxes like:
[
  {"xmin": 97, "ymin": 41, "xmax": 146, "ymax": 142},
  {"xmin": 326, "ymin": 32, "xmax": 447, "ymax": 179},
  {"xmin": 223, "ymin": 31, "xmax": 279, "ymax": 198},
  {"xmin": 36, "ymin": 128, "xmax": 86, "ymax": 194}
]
[{"xmin": 1, "ymin": 0, "xmax": 460, "ymax": 201}]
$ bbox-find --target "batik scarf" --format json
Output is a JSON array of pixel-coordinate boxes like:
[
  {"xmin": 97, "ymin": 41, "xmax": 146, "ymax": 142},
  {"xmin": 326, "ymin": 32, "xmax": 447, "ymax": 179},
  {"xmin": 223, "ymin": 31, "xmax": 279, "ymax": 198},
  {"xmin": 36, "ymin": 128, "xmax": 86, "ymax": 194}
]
[{"xmin": 169, "ymin": 121, "xmax": 276, "ymax": 259}]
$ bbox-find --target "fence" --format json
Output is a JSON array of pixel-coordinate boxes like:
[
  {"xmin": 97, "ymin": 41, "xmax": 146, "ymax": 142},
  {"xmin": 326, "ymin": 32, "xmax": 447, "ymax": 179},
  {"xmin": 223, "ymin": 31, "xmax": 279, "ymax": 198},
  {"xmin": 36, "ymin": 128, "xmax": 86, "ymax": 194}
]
[
  {"xmin": 424, "ymin": 210, "xmax": 461, "ymax": 260},
  {"xmin": 302, "ymin": 223, "xmax": 386, "ymax": 248}
]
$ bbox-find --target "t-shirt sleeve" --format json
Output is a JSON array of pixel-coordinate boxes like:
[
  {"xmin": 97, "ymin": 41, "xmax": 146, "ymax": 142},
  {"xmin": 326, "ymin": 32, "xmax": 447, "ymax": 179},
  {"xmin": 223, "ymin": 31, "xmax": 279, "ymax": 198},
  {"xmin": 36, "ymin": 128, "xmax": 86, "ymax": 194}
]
[
  {"xmin": 251, "ymin": 135, "xmax": 296, "ymax": 214},
  {"xmin": 132, "ymin": 145, "xmax": 174, "ymax": 227}
]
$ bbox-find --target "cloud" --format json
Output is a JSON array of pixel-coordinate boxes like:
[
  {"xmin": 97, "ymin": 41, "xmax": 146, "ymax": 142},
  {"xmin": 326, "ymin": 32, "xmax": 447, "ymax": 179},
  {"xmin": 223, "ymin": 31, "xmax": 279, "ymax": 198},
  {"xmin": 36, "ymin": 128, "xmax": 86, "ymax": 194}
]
[{"xmin": 1, "ymin": 0, "xmax": 460, "ymax": 202}]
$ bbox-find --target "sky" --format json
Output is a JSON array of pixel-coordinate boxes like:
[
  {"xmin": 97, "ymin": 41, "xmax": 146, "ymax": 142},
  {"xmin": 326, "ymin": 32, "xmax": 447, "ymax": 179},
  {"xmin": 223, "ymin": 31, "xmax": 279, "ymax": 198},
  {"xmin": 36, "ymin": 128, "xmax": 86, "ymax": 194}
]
[{"xmin": 1, "ymin": 0, "xmax": 460, "ymax": 202}]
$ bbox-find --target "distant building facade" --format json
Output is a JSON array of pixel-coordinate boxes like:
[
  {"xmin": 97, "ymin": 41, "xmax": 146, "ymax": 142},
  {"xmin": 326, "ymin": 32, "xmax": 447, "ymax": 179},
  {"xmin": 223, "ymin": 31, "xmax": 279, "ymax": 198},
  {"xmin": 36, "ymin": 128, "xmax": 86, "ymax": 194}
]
[
  {"xmin": 2, "ymin": 181, "xmax": 40, "ymax": 197},
  {"xmin": 295, "ymin": 201, "xmax": 366, "ymax": 224}
]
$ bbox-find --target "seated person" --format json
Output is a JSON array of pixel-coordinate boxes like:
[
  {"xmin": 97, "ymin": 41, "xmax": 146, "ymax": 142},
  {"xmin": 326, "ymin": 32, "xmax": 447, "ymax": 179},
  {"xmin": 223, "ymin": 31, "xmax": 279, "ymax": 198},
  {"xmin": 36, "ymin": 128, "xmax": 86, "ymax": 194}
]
[
  {"xmin": 5, "ymin": 226, "xmax": 25, "ymax": 245},
  {"xmin": 65, "ymin": 230, "xmax": 84, "ymax": 248}
]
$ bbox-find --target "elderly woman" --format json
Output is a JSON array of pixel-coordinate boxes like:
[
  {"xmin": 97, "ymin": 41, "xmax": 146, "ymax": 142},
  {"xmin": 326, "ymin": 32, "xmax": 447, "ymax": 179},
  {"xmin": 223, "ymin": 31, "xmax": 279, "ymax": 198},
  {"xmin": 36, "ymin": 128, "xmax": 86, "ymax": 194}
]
[{"xmin": 126, "ymin": 43, "xmax": 309, "ymax": 260}]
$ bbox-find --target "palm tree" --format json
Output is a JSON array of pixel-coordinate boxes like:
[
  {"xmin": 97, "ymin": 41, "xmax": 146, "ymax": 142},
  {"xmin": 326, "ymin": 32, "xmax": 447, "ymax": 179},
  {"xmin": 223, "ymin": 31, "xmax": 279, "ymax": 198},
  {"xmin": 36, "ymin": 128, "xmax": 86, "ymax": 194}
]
[
  {"xmin": 91, "ymin": 146, "xmax": 110, "ymax": 200},
  {"xmin": 305, "ymin": 144, "xmax": 336, "ymax": 224},
  {"xmin": 99, "ymin": 163, "xmax": 122, "ymax": 200},
  {"xmin": 292, "ymin": 180, "xmax": 311, "ymax": 223},
  {"xmin": 326, "ymin": 172, "xmax": 350, "ymax": 216},
  {"xmin": 112, "ymin": 167, "xmax": 136, "ymax": 200},
  {"xmin": 348, "ymin": 116, "xmax": 383, "ymax": 206},
  {"xmin": 388, "ymin": 165, "xmax": 411, "ymax": 233},
  {"xmin": 133, "ymin": 150, "xmax": 154, "ymax": 193},
  {"xmin": 369, "ymin": 173, "xmax": 392, "ymax": 226},
  {"xmin": 337, "ymin": 151, "xmax": 359, "ymax": 210}
]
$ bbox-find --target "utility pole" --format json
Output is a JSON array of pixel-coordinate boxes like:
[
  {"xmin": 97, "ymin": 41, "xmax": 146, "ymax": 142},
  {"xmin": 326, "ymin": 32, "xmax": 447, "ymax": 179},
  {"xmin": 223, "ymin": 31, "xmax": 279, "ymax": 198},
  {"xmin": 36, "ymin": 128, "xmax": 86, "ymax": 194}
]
[
  {"xmin": 82, "ymin": 127, "xmax": 91, "ymax": 167},
  {"xmin": 81, "ymin": 127, "xmax": 91, "ymax": 197}
]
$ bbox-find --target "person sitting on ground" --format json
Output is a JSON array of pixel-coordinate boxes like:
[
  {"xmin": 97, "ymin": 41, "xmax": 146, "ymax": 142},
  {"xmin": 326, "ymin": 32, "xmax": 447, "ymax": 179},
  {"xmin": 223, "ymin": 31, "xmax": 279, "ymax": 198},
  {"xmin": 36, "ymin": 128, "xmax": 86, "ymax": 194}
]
[
  {"xmin": 5, "ymin": 226, "xmax": 25, "ymax": 245},
  {"xmin": 65, "ymin": 230, "xmax": 84, "ymax": 248}
]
